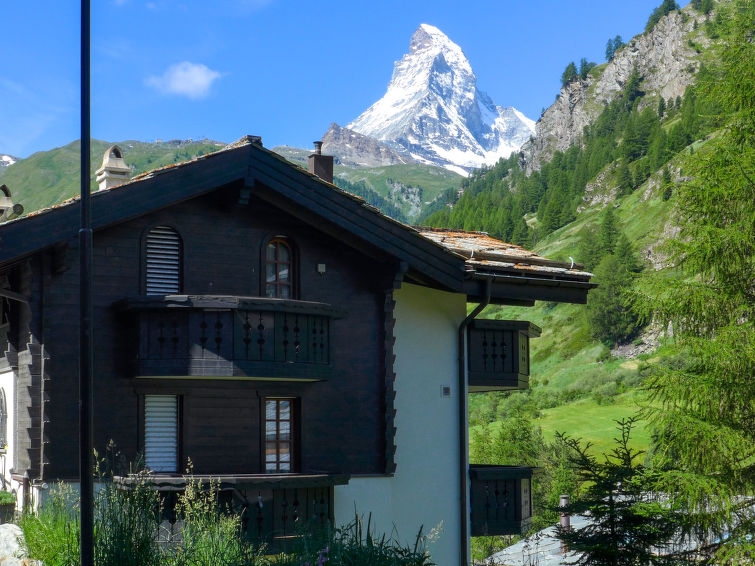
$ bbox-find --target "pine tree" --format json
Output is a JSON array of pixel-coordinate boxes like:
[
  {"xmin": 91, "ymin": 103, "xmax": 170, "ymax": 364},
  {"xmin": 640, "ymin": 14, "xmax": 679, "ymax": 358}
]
[
  {"xmin": 556, "ymin": 418, "xmax": 689, "ymax": 566},
  {"xmin": 636, "ymin": 2, "xmax": 755, "ymax": 561},
  {"xmin": 616, "ymin": 163, "xmax": 633, "ymax": 196},
  {"xmin": 561, "ymin": 62, "xmax": 578, "ymax": 87},
  {"xmin": 598, "ymin": 206, "xmax": 618, "ymax": 255},
  {"xmin": 657, "ymin": 96, "xmax": 666, "ymax": 118},
  {"xmin": 587, "ymin": 254, "xmax": 639, "ymax": 347},
  {"xmin": 605, "ymin": 38, "xmax": 615, "ymax": 61},
  {"xmin": 613, "ymin": 35, "xmax": 624, "ymax": 55},
  {"xmin": 614, "ymin": 232, "xmax": 640, "ymax": 273}
]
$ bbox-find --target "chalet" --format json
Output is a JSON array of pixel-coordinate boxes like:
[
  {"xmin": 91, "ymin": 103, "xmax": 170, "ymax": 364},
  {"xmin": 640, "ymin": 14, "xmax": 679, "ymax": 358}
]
[{"xmin": 0, "ymin": 137, "xmax": 594, "ymax": 565}]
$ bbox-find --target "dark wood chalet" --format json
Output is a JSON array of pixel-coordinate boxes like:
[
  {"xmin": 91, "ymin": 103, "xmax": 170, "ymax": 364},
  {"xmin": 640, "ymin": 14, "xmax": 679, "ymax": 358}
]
[{"xmin": 0, "ymin": 138, "xmax": 593, "ymax": 565}]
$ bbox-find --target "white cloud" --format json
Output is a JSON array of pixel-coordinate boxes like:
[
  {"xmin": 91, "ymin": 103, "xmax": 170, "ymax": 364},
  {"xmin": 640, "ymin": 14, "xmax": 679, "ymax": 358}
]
[{"xmin": 145, "ymin": 62, "xmax": 223, "ymax": 99}]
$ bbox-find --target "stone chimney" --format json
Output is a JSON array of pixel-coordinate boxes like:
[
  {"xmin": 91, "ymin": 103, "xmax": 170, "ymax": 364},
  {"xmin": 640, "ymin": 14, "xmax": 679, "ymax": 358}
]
[
  {"xmin": 308, "ymin": 141, "xmax": 334, "ymax": 184},
  {"xmin": 0, "ymin": 184, "xmax": 23, "ymax": 222},
  {"xmin": 95, "ymin": 145, "xmax": 131, "ymax": 190}
]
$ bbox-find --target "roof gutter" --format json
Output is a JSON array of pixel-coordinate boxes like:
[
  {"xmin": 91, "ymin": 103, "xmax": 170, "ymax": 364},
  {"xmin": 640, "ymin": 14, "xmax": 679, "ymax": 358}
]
[{"xmin": 457, "ymin": 274, "xmax": 491, "ymax": 566}]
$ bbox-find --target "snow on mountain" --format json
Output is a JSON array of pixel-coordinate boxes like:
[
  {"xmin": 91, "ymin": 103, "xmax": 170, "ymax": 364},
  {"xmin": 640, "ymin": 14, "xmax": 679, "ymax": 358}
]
[
  {"xmin": 347, "ymin": 24, "xmax": 535, "ymax": 174},
  {"xmin": 0, "ymin": 155, "xmax": 18, "ymax": 171}
]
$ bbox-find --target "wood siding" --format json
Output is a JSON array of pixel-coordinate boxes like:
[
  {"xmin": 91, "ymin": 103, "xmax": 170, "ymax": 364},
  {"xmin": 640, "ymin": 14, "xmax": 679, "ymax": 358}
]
[{"xmin": 38, "ymin": 187, "xmax": 393, "ymax": 480}]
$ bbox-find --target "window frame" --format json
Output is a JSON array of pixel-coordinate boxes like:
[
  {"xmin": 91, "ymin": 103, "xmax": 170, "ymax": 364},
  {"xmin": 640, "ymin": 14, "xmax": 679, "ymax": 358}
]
[
  {"xmin": 141, "ymin": 224, "xmax": 184, "ymax": 296},
  {"xmin": 262, "ymin": 397, "xmax": 299, "ymax": 474},
  {"xmin": 261, "ymin": 236, "xmax": 297, "ymax": 299}
]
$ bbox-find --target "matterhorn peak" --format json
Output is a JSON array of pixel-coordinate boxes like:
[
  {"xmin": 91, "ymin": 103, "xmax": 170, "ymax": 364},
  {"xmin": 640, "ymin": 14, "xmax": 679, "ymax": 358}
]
[{"xmin": 347, "ymin": 24, "xmax": 534, "ymax": 174}]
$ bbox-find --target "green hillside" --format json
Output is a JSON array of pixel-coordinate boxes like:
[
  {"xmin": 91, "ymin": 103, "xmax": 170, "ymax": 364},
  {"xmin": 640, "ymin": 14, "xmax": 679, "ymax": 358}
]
[
  {"xmin": 0, "ymin": 139, "xmax": 225, "ymax": 215},
  {"xmin": 273, "ymin": 145, "xmax": 462, "ymax": 222}
]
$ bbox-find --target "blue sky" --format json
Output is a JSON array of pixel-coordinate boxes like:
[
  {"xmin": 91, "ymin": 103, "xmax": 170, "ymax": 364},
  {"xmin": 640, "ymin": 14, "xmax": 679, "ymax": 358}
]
[{"xmin": 2, "ymin": 0, "xmax": 678, "ymax": 158}]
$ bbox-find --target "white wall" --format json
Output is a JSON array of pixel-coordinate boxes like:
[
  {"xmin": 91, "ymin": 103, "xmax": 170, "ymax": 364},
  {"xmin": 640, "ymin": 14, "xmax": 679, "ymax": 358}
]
[
  {"xmin": 335, "ymin": 283, "xmax": 466, "ymax": 566},
  {"xmin": 0, "ymin": 369, "xmax": 17, "ymax": 508}
]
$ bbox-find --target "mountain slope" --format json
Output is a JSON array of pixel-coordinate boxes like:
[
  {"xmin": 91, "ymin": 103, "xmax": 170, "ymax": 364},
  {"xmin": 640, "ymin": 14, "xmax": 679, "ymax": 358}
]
[
  {"xmin": 0, "ymin": 139, "xmax": 225, "ymax": 214},
  {"xmin": 272, "ymin": 144, "xmax": 462, "ymax": 222},
  {"xmin": 432, "ymin": 3, "xmax": 730, "ymax": 453},
  {"xmin": 525, "ymin": 6, "xmax": 709, "ymax": 169},
  {"xmin": 348, "ymin": 24, "xmax": 535, "ymax": 174}
]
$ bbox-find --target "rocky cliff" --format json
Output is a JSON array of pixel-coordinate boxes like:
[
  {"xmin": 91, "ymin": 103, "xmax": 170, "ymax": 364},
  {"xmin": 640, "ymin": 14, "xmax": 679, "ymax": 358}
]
[
  {"xmin": 321, "ymin": 123, "xmax": 410, "ymax": 167},
  {"xmin": 525, "ymin": 5, "xmax": 710, "ymax": 170}
]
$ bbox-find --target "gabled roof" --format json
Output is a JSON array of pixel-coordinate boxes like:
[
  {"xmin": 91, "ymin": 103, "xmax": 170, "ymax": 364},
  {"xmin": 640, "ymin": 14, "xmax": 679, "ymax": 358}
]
[{"xmin": 0, "ymin": 136, "xmax": 594, "ymax": 304}]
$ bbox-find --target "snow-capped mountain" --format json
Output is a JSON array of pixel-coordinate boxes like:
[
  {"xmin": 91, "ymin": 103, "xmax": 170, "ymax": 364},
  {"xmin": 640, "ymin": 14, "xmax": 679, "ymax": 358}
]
[
  {"xmin": 0, "ymin": 155, "xmax": 18, "ymax": 171},
  {"xmin": 347, "ymin": 24, "xmax": 535, "ymax": 175}
]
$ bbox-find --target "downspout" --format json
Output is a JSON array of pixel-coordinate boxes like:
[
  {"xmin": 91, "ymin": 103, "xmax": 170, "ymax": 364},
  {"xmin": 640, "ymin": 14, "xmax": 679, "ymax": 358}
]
[{"xmin": 457, "ymin": 275, "xmax": 491, "ymax": 566}]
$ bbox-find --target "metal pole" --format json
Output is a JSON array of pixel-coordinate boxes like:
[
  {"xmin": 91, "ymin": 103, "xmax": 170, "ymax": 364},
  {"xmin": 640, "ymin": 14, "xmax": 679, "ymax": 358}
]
[{"xmin": 79, "ymin": 0, "xmax": 94, "ymax": 564}]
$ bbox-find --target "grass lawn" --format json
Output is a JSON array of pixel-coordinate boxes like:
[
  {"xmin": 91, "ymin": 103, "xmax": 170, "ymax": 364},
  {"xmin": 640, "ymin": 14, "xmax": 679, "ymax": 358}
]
[{"xmin": 537, "ymin": 392, "xmax": 651, "ymax": 456}]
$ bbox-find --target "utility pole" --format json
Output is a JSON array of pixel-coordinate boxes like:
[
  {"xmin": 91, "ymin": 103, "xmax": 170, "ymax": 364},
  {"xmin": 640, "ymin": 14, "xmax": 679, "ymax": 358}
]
[{"xmin": 79, "ymin": 1, "xmax": 94, "ymax": 564}]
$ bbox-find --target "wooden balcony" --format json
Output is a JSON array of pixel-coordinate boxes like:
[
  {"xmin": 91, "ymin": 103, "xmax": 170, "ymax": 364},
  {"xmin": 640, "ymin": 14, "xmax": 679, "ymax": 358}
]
[
  {"xmin": 467, "ymin": 320, "xmax": 541, "ymax": 392},
  {"xmin": 115, "ymin": 472, "xmax": 348, "ymax": 549},
  {"xmin": 469, "ymin": 465, "xmax": 533, "ymax": 536},
  {"xmin": 117, "ymin": 295, "xmax": 343, "ymax": 380}
]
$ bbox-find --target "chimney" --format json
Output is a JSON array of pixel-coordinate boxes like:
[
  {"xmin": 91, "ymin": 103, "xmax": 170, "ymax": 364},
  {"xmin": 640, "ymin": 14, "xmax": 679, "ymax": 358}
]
[
  {"xmin": 308, "ymin": 141, "xmax": 333, "ymax": 184},
  {"xmin": 95, "ymin": 145, "xmax": 131, "ymax": 191},
  {"xmin": 0, "ymin": 184, "xmax": 23, "ymax": 222}
]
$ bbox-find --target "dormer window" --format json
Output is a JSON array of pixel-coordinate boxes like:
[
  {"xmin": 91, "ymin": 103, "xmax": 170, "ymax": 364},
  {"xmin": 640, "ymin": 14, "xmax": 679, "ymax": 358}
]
[
  {"xmin": 265, "ymin": 238, "xmax": 293, "ymax": 299},
  {"xmin": 144, "ymin": 226, "xmax": 182, "ymax": 295}
]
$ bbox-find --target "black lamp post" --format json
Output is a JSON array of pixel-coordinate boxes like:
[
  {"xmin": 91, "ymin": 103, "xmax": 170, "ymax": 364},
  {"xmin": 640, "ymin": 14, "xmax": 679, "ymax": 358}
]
[{"xmin": 79, "ymin": 1, "xmax": 94, "ymax": 564}]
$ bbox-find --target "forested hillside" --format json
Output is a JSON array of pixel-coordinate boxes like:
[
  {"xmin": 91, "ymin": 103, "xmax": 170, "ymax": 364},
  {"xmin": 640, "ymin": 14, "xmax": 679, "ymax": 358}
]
[{"xmin": 432, "ymin": 2, "xmax": 753, "ymax": 560}]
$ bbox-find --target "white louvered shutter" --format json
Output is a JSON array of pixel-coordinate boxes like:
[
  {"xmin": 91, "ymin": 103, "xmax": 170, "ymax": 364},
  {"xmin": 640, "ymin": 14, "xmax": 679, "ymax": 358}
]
[
  {"xmin": 144, "ymin": 395, "xmax": 178, "ymax": 473},
  {"xmin": 145, "ymin": 226, "xmax": 181, "ymax": 295}
]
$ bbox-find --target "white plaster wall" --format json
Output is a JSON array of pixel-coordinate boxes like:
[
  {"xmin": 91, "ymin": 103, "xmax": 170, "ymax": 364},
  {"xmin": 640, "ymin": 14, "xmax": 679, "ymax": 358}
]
[
  {"xmin": 0, "ymin": 369, "xmax": 17, "ymax": 508},
  {"xmin": 335, "ymin": 283, "xmax": 466, "ymax": 566}
]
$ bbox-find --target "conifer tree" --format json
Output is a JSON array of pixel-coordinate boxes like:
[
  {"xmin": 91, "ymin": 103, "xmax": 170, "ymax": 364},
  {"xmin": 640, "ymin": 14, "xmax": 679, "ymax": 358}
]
[
  {"xmin": 605, "ymin": 39, "xmax": 615, "ymax": 62},
  {"xmin": 562, "ymin": 62, "xmax": 578, "ymax": 87},
  {"xmin": 598, "ymin": 207, "xmax": 618, "ymax": 255},
  {"xmin": 588, "ymin": 254, "xmax": 638, "ymax": 347},
  {"xmin": 556, "ymin": 419, "xmax": 689, "ymax": 565},
  {"xmin": 636, "ymin": 2, "xmax": 755, "ymax": 560}
]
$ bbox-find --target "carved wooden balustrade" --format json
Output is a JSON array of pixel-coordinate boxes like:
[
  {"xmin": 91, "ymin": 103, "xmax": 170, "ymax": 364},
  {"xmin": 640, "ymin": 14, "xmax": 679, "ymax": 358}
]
[
  {"xmin": 467, "ymin": 320, "xmax": 541, "ymax": 391},
  {"xmin": 469, "ymin": 465, "xmax": 533, "ymax": 536},
  {"xmin": 117, "ymin": 295, "xmax": 343, "ymax": 380},
  {"xmin": 115, "ymin": 472, "xmax": 348, "ymax": 550}
]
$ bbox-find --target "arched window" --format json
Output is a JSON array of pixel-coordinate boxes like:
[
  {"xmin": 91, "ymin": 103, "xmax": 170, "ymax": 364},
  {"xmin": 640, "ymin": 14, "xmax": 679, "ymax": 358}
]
[
  {"xmin": 0, "ymin": 388, "xmax": 7, "ymax": 451},
  {"xmin": 265, "ymin": 238, "xmax": 293, "ymax": 299},
  {"xmin": 144, "ymin": 226, "xmax": 182, "ymax": 295}
]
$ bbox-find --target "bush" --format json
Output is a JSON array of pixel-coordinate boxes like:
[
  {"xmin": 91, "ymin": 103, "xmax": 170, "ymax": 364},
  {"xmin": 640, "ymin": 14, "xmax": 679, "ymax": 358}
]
[{"xmin": 20, "ymin": 475, "xmax": 433, "ymax": 566}]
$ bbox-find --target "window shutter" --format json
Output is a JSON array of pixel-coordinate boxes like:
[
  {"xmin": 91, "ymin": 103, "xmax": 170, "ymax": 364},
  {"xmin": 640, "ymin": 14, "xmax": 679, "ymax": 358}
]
[
  {"xmin": 145, "ymin": 226, "xmax": 181, "ymax": 295},
  {"xmin": 144, "ymin": 395, "xmax": 178, "ymax": 473}
]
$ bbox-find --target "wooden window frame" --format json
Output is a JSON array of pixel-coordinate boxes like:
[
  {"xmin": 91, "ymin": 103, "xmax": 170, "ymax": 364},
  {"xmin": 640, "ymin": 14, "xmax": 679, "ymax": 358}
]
[
  {"xmin": 262, "ymin": 237, "xmax": 297, "ymax": 299},
  {"xmin": 141, "ymin": 224, "xmax": 183, "ymax": 296},
  {"xmin": 263, "ymin": 397, "xmax": 299, "ymax": 474}
]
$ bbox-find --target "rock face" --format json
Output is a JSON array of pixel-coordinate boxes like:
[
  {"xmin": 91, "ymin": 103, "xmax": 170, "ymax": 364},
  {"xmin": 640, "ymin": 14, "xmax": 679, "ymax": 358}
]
[
  {"xmin": 0, "ymin": 523, "xmax": 42, "ymax": 566},
  {"xmin": 525, "ymin": 6, "xmax": 708, "ymax": 170},
  {"xmin": 347, "ymin": 24, "xmax": 535, "ymax": 175},
  {"xmin": 321, "ymin": 123, "xmax": 410, "ymax": 167}
]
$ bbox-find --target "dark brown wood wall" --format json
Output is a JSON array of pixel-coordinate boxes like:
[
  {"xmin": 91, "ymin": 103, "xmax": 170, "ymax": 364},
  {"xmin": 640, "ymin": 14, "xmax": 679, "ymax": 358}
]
[{"xmin": 42, "ymin": 186, "xmax": 392, "ymax": 479}]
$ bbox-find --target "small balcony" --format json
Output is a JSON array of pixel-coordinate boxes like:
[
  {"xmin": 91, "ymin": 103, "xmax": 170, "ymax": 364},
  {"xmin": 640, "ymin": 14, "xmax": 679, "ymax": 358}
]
[
  {"xmin": 115, "ymin": 472, "xmax": 349, "ymax": 548},
  {"xmin": 469, "ymin": 465, "xmax": 533, "ymax": 536},
  {"xmin": 467, "ymin": 320, "xmax": 541, "ymax": 392},
  {"xmin": 117, "ymin": 295, "xmax": 344, "ymax": 381}
]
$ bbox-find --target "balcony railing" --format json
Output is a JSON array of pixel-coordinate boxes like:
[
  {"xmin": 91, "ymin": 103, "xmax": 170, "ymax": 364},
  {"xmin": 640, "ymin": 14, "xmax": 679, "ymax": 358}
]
[
  {"xmin": 115, "ymin": 472, "xmax": 349, "ymax": 550},
  {"xmin": 469, "ymin": 465, "xmax": 533, "ymax": 536},
  {"xmin": 467, "ymin": 320, "xmax": 541, "ymax": 392},
  {"xmin": 117, "ymin": 295, "xmax": 344, "ymax": 380}
]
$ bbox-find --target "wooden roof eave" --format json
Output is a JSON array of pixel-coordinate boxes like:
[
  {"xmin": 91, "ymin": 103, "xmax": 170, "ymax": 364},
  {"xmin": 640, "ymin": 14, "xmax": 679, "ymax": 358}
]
[
  {"xmin": 465, "ymin": 270, "xmax": 597, "ymax": 305},
  {"xmin": 246, "ymin": 150, "xmax": 468, "ymax": 292},
  {"xmin": 0, "ymin": 145, "xmax": 253, "ymax": 268}
]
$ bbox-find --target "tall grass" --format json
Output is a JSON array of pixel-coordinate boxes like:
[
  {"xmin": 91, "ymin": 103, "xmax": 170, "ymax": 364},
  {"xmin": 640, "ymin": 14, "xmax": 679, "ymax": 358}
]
[{"xmin": 19, "ymin": 477, "xmax": 434, "ymax": 566}]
